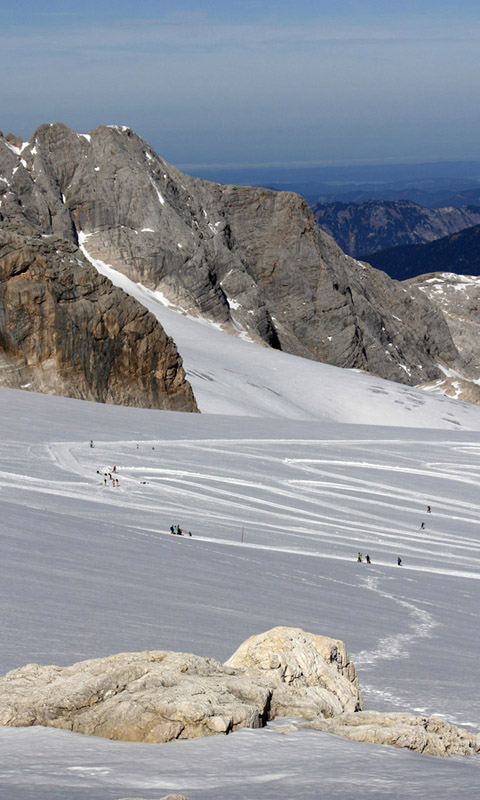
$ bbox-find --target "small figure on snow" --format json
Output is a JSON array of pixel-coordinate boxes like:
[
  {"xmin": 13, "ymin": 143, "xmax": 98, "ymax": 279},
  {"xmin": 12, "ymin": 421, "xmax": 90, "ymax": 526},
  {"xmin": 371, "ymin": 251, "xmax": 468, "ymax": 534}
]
[
  {"xmin": 90, "ymin": 440, "xmax": 94, "ymax": 448},
  {"xmin": 427, "ymin": 505, "xmax": 431, "ymax": 513},
  {"xmin": 357, "ymin": 552, "xmax": 362, "ymax": 562},
  {"xmin": 366, "ymin": 554, "xmax": 371, "ymax": 564},
  {"xmin": 170, "ymin": 525, "xmax": 176, "ymax": 535},
  {"xmin": 397, "ymin": 557, "xmax": 402, "ymax": 566},
  {"xmin": 420, "ymin": 522, "xmax": 425, "ymax": 530}
]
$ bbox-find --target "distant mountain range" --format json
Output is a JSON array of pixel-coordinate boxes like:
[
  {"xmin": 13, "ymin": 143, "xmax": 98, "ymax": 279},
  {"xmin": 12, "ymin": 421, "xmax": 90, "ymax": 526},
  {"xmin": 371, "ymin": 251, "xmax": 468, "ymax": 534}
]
[
  {"xmin": 185, "ymin": 162, "xmax": 480, "ymax": 208},
  {"xmin": 363, "ymin": 225, "xmax": 480, "ymax": 281},
  {"xmin": 312, "ymin": 200, "xmax": 480, "ymax": 258}
]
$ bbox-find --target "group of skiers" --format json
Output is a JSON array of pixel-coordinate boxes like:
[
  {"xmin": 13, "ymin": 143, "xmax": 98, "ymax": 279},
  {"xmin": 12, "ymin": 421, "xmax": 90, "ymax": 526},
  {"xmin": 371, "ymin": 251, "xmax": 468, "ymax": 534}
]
[
  {"xmin": 357, "ymin": 551, "xmax": 401, "ymax": 566},
  {"xmin": 356, "ymin": 504, "xmax": 431, "ymax": 568},
  {"xmin": 170, "ymin": 524, "xmax": 192, "ymax": 537},
  {"xmin": 97, "ymin": 466, "xmax": 118, "ymax": 487}
]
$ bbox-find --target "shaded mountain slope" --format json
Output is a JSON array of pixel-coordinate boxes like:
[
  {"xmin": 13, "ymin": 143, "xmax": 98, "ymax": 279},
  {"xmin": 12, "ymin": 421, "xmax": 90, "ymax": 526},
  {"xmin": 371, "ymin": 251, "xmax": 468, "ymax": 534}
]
[{"xmin": 363, "ymin": 225, "xmax": 480, "ymax": 281}]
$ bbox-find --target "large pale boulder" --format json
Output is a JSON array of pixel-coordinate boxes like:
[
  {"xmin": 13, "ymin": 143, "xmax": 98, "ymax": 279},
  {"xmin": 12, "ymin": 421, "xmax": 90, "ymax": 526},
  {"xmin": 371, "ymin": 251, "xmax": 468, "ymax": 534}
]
[
  {"xmin": 225, "ymin": 626, "xmax": 362, "ymax": 719},
  {"xmin": 306, "ymin": 710, "xmax": 480, "ymax": 757},
  {"xmin": 0, "ymin": 627, "xmax": 361, "ymax": 743}
]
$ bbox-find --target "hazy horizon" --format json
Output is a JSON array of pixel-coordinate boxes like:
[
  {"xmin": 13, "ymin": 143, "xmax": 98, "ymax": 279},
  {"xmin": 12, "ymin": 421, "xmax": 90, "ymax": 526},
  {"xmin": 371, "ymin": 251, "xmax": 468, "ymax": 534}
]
[{"xmin": 2, "ymin": 1, "xmax": 480, "ymax": 169}]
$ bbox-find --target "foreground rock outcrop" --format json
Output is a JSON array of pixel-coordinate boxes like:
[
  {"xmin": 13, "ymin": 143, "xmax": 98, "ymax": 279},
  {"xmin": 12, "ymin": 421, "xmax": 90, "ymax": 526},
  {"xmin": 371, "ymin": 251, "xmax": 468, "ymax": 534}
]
[
  {"xmin": 0, "ymin": 124, "xmax": 467, "ymax": 390},
  {"xmin": 305, "ymin": 710, "xmax": 480, "ymax": 757},
  {"xmin": 0, "ymin": 626, "xmax": 478, "ymax": 757},
  {"xmin": 0, "ymin": 627, "xmax": 360, "ymax": 743},
  {"xmin": 0, "ymin": 227, "xmax": 197, "ymax": 410}
]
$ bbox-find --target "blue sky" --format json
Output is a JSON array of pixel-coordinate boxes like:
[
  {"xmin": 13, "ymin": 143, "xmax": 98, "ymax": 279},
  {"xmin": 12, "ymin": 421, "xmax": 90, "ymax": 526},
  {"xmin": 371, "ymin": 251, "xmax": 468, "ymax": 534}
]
[{"xmin": 1, "ymin": 1, "xmax": 480, "ymax": 168}]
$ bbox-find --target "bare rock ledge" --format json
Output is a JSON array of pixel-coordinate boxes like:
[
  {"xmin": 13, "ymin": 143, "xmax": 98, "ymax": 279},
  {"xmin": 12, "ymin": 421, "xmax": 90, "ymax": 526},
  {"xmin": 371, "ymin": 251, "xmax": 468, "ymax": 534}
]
[{"xmin": 0, "ymin": 627, "xmax": 478, "ymax": 758}]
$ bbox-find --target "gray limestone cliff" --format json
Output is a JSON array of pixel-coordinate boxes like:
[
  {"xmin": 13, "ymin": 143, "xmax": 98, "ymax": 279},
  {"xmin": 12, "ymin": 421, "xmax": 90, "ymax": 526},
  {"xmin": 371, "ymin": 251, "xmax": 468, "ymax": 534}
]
[{"xmin": 0, "ymin": 123, "xmax": 467, "ymax": 390}]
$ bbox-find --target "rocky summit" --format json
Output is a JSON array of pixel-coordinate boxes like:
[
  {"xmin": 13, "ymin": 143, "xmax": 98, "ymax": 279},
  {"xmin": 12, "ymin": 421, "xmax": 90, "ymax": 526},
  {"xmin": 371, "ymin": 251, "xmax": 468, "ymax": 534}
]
[
  {"xmin": 0, "ymin": 123, "xmax": 470, "ymax": 393},
  {"xmin": 0, "ymin": 626, "xmax": 478, "ymax": 758}
]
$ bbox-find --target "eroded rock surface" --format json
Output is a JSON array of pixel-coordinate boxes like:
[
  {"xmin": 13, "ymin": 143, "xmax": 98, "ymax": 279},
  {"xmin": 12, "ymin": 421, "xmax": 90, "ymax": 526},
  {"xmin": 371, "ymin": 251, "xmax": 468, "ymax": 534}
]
[
  {"xmin": 0, "ymin": 628, "xmax": 361, "ymax": 743},
  {"xmin": 225, "ymin": 626, "xmax": 361, "ymax": 719}
]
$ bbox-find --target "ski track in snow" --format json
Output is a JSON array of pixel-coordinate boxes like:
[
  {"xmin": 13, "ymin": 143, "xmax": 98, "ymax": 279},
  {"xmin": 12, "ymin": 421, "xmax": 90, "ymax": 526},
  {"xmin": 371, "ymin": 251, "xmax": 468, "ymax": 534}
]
[
  {"xmin": 352, "ymin": 572, "xmax": 438, "ymax": 668},
  {"xmin": 1, "ymin": 388, "xmax": 480, "ymax": 799},
  {"xmin": 2, "ymin": 436, "xmax": 479, "ymax": 581}
]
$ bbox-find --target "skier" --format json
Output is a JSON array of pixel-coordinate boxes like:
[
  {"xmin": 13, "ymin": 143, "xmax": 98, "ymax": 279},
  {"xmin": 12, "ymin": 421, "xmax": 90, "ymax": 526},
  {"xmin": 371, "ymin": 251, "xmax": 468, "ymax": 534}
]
[
  {"xmin": 90, "ymin": 440, "xmax": 94, "ymax": 448},
  {"xmin": 427, "ymin": 505, "xmax": 431, "ymax": 513},
  {"xmin": 420, "ymin": 522, "xmax": 425, "ymax": 530},
  {"xmin": 366, "ymin": 554, "xmax": 371, "ymax": 564},
  {"xmin": 397, "ymin": 557, "xmax": 402, "ymax": 566},
  {"xmin": 177, "ymin": 525, "xmax": 183, "ymax": 536},
  {"xmin": 170, "ymin": 525, "xmax": 175, "ymax": 535},
  {"xmin": 357, "ymin": 552, "xmax": 362, "ymax": 562}
]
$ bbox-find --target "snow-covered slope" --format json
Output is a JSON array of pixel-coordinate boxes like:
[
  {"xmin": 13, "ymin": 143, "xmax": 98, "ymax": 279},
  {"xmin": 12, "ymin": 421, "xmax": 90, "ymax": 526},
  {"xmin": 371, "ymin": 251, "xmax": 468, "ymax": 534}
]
[
  {"xmin": 79, "ymin": 239, "xmax": 480, "ymax": 429},
  {"xmin": 1, "ymin": 273, "xmax": 480, "ymax": 799}
]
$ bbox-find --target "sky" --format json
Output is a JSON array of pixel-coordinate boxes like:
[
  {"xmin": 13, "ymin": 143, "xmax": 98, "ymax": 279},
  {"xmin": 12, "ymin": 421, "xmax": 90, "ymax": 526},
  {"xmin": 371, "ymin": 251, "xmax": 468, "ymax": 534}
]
[{"xmin": 1, "ymin": 1, "xmax": 480, "ymax": 169}]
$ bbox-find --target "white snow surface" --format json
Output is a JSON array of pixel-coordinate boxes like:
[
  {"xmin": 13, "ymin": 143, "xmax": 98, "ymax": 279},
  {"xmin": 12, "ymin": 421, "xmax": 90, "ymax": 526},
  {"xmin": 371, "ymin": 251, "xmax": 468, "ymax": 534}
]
[
  {"xmin": 1, "ymin": 254, "xmax": 480, "ymax": 798},
  {"xmin": 78, "ymin": 242, "xmax": 480, "ymax": 428}
]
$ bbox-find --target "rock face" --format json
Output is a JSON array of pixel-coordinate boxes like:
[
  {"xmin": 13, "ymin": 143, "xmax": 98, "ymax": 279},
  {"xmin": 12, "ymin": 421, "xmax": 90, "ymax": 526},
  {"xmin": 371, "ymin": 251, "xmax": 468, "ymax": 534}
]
[
  {"xmin": 0, "ymin": 227, "xmax": 197, "ymax": 410},
  {"xmin": 306, "ymin": 710, "xmax": 480, "ymax": 757},
  {"xmin": 313, "ymin": 199, "xmax": 480, "ymax": 259},
  {"xmin": 225, "ymin": 626, "xmax": 361, "ymax": 719},
  {"xmin": 406, "ymin": 273, "xmax": 480, "ymax": 405},
  {"xmin": 0, "ymin": 627, "xmax": 361, "ymax": 743},
  {"xmin": 0, "ymin": 124, "xmax": 467, "ymax": 389}
]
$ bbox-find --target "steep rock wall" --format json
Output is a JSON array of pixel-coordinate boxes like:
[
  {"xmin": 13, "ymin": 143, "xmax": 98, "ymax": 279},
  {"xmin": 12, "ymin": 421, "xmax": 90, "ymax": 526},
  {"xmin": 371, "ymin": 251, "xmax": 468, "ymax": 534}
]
[{"xmin": 0, "ymin": 228, "xmax": 197, "ymax": 410}]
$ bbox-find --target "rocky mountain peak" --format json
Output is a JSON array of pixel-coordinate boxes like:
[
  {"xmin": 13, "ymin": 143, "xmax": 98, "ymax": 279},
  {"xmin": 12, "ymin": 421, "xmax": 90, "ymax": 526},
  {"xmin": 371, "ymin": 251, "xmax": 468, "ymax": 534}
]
[{"xmin": 0, "ymin": 123, "xmax": 471, "ymax": 396}]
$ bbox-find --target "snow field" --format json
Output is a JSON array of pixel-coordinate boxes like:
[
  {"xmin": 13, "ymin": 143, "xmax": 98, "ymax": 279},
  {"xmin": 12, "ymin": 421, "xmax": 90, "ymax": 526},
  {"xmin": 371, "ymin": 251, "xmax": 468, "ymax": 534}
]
[{"xmin": 1, "ymin": 386, "xmax": 480, "ymax": 798}]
